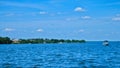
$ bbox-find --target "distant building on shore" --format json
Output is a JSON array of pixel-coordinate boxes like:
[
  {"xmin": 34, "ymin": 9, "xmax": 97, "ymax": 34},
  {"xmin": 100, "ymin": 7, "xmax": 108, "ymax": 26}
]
[{"xmin": 12, "ymin": 39, "xmax": 19, "ymax": 44}]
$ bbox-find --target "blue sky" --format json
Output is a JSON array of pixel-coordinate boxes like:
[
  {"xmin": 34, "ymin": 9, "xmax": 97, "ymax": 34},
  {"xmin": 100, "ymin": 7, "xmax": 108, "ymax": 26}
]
[{"xmin": 0, "ymin": 0, "xmax": 120, "ymax": 41}]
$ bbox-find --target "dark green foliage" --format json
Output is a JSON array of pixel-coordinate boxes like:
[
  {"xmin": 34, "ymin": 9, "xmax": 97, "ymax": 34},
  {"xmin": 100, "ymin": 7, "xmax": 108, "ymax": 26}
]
[
  {"xmin": 0, "ymin": 36, "xmax": 86, "ymax": 44},
  {"xmin": 0, "ymin": 37, "xmax": 12, "ymax": 44},
  {"xmin": 18, "ymin": 38, "xmax": 85, "ymax": 44}
]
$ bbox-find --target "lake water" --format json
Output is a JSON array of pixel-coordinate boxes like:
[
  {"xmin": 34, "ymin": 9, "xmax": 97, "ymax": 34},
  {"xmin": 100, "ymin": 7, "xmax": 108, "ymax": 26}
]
[{"xmin": 0, "ymin": 41, "xmax": 120, "ymax": 68}]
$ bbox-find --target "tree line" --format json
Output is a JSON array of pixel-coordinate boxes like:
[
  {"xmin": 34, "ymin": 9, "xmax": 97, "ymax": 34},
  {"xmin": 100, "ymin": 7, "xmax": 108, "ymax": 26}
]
[
  {"xmin": 0, "ymin": 36, "xmax": 85, "ymax": 44},
  {"xmin": 0, "ymin": 37, "xmax": 12, "ymax": 44}
]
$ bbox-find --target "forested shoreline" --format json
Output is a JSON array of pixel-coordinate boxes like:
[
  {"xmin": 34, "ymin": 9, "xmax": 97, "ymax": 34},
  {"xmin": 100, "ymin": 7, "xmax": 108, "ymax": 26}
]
[
  {"xmin": 0, "ymin": 37, "xmax": 12, "ymax": 44},
  {"xmin": 0, "ymin": 36, "xmax": 85, "ymax": 44}
]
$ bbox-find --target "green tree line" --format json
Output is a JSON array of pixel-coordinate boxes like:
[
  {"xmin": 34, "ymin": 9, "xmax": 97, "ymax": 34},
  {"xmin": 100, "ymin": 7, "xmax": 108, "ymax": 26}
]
[
  {"xmin": 18, "ymin": 38, "xmax": 85, "ymax": 44},
  {"xmin": 0, "ymin": 36, "xmax": 85, "ymax": 44},
  {"xmin": 0, "ymin": 37, "xmax": 12, "ymax": 44}
]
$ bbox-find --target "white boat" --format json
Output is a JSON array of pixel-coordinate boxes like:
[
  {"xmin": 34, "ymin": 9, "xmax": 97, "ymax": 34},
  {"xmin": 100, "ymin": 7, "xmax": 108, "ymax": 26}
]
[{"xmin": 103, "ymin": 40, "xmax": 109, "ymax": 46}]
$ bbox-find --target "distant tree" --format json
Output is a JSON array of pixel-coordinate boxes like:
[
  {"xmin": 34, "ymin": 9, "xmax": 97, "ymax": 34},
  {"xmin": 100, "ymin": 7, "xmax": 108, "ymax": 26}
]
[
  {"xmin": 65, "ymin": 39, "xmax": 72, "ymax": 43},
  {"xmin": 59, "ymin": 39, "xmax": 65, "ymax": 43},
  {"xmin": 0, "ymin": 37, "xmax": 12, "ymax": 44}
]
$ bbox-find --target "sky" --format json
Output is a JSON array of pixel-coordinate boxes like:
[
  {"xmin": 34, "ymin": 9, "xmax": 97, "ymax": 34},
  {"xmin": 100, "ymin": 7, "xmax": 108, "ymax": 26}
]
[{"xmin": 0, "ymin": 0, "xmax": 120, "ymax": 41}]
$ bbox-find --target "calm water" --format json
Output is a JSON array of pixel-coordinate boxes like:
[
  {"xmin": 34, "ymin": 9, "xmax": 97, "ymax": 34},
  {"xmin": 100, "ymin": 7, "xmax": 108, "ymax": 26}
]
[{"xmin": 0, "ymin": 41, "xmax": 120, "ymax": 68}]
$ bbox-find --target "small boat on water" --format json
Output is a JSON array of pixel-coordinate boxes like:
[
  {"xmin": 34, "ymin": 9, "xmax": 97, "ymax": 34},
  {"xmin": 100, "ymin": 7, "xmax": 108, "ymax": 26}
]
[{"xmin": 103, "ymin": 40, "xmax": 109, "ymax": 46}]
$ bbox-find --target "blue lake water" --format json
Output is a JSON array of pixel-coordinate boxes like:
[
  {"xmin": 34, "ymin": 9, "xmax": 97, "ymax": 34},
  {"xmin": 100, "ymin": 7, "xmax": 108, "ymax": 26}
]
[{"xmin": 0, "ymin": 41, "xmax": 120, "ymax": 68}]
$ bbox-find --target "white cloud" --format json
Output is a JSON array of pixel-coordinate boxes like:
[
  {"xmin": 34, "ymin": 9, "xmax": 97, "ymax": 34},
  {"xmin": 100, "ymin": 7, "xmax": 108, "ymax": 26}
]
[
  {"xmin": 112, "ymin": 17, "xmax": 120, "ymax": 21},
  {"xmin": 4, "ymin": 28, "xmax": 15, "ymax": 32},
  {"xmin": 74, "ymin": 7, "xmax": 85, "ymax": 12},
  {"xmin": 79, "ymin": 29, "xmax": 84, "ymax": 32},
  {"xmin": 39, "ymin": 11, "xmax": 47, "ymax": 15},
  {"xmin": 81, "ymin": 16, "xmax": 91, "ymax": 19},
  {"xmin": 112, "ymin": 14, "xmax": 120, "ymax": 21},
  {"xmin": 36, "ymin": 29, "xmax": 43, "ymax": 32}
]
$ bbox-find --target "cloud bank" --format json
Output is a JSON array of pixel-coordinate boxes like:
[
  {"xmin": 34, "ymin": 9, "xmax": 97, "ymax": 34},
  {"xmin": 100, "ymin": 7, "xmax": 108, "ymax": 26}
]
[
  {"xmin": 4, "ymin": 28, "xmax": 15, "ymax": 32},
  {"xmin": 74, "ymin": 7, "xmax": 85, "ymax": 12}
]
